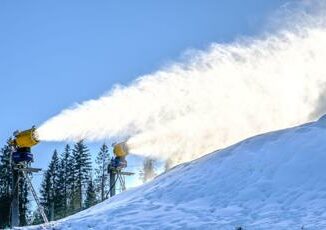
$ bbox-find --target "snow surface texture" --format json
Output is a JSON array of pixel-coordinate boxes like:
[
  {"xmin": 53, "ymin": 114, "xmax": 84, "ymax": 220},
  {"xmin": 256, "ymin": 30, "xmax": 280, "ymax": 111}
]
[{"xmin": 28, "ymin": 117, "xmax": 326, "ymax": 229}]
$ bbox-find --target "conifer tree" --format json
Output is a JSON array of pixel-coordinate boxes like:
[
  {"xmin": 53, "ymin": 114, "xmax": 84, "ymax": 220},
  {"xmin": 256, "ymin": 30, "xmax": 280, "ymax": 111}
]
[
  {"xmin": 30, "ymin": 211, "xmax": 43, "ymax": 225},
  {"xmin": 40, "ymin": 150, "xmax": 60, "ymax": 220},
  {"xmin": 67, "ymin": 146, "xmax": 77, "ymax": 214},
  {"xmin": 84, "ymin": 178, "xmax": 97, "ymax": 208},
  {"xmin": 0, "ymin": 143, "xmax": 12, "ymax": 194},
  {"xmin": 40, "ymin": 170, "xmax": 51, "ymax": 219},
  {"xmin": 0, "ymin": 143, "xmax": 13, "ymax": 228},
  {"xmin": 95, "ymin": 143, "xmax": 110, "ymax": 202},
  {"xmin": 49, "ymin": 150, "xmax": 61, "ymax": 220},
  {"xmin": 72, "ymin": 140, "xmax": 92, "ymax": 210},
  {"xmin": 56, "ymin": 145, "xmax": 71, "ymax": 217}
]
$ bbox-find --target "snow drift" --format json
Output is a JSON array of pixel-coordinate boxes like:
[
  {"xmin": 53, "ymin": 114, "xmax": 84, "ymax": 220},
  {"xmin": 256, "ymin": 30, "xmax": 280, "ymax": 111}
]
[
  {"xmin": 37, "ymin": 3, "xmax": 326, "ymax": 164},
  {"xmin": 30, "ymin": 116, "xmax": 326, "ymax": 229}
]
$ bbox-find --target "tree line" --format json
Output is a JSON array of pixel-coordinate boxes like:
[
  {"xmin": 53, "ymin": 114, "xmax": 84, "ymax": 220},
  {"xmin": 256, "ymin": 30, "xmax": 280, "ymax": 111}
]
[{"xmin": 0, "ymin": 140, "xmax": 158, "ymax": 228}]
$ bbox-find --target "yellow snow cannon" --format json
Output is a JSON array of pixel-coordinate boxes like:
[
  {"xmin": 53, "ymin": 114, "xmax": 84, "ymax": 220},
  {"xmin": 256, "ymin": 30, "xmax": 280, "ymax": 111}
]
[
  {"xmin": 113, "ymin": 142, "xmax": 129, "ymax": 157},
  {"xmin": 10, "ymin": 126, "xmax": 39, "ymax": 164},
  {"xmin": 10, "ymin": 126, "xmax": 39, "ymax": 148},
  {"xmin": 110, "ymin": 142, "xmax": 129, "ymax": 170}
]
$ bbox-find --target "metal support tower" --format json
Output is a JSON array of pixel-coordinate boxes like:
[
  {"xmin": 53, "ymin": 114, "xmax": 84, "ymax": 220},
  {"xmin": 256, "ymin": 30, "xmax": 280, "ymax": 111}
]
[
  {"xmin": 21, "ymin": 169, "xmax": 49, "ymax": 224},
  {"xmin": 108, "ymin": 169, "xmax": 134, "ymax": 198},
  {"xmin": 10, "ymin": 165, "xmax": 49, "ymax": 227}
]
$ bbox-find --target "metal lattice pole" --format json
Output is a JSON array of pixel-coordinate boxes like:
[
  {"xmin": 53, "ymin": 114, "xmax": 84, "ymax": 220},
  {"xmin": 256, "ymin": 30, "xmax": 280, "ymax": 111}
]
[
  {"xmin": 118, "ymin": 173, "xmax": 126, "ymax": 191},
  {"xmin": 22, "ymin": 171, "xmax": 49, "ymax": 224}
]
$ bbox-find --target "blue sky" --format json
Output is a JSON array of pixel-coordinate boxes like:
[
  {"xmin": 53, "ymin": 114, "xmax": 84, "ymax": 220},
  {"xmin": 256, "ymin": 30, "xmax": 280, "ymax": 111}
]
[{"xmin": 0, "ymin": 0, "xmax": 294, "ymax": 188}]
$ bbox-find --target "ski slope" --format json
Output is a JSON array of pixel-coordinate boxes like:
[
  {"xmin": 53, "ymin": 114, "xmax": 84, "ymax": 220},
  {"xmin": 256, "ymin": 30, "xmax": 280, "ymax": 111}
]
[{"xmin": 30, "ymin": 116, "xmax": 326, "ymax": 229}]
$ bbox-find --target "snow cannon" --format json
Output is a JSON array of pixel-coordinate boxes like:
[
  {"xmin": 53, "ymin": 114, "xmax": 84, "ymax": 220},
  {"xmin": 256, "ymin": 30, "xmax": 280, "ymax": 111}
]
[
  {"xmin": 10, "ymin": 126, "xmax": 39, "ymax": 164},
  {"xmin": 113, "ymin": 142, "xmax": 129, "ymax": 158},
  {"xmin": 110, "ymin": 142, "xmax": 129, "ymax": 170},
  {"xmin": 11, "ymin": 126, "xmax": 39, "ymax": 148}
]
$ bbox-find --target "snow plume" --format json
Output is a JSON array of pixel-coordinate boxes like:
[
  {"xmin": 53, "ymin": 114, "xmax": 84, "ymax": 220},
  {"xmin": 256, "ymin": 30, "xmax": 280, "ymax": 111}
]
[{"xmin": 37, "ymin": 4, "xmax": 326, "ymax": 164}]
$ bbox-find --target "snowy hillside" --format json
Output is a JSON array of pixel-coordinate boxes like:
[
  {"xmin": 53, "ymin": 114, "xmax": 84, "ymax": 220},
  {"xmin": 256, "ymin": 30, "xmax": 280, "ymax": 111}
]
[{"xmin": 29, "ymin": 116, "xmax": 326, "ymax": 229}]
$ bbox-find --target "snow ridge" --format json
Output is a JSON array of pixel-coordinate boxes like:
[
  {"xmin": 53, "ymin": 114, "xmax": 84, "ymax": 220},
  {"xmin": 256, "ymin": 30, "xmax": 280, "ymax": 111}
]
[{"xmin": 29, "ymin": 117, "xmax": 326, "ymax": 229}]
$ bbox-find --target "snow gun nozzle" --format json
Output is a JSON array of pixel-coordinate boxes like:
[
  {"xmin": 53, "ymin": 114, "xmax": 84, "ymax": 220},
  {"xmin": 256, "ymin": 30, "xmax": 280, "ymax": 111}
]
[
  {"xmin": 10, "ymin": 126, "xmax": 40, "ymax": 148},
  {"xmin": 113, "ymin": 142, "xmax": 129, "ymax": 158}
]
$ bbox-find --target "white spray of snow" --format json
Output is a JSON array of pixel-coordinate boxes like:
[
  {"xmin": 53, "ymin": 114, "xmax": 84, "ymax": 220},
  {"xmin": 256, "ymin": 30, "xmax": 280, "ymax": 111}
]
[{"xmin": 37, "ymin": 4, "xmax": 326, "ymax": 163}]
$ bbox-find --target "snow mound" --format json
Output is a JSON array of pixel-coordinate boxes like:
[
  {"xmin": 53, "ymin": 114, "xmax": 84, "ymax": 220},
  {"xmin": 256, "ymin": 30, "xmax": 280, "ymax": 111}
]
[{"xmin": 32, "ymin": 118, "xmax": 326, "ymax": 229}]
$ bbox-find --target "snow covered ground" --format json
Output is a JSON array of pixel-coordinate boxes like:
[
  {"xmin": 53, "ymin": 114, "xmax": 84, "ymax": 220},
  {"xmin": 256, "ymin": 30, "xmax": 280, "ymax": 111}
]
[{"xmin": 27, "ymin": 116, "xmax": 326, "ymax": 229}]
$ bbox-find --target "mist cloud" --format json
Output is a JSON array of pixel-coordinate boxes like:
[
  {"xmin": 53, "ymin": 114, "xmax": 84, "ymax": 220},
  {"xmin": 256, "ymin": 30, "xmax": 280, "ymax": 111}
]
[{"xmin": 37, "ymin": 3, "xmax": 326, "ymax": 164}]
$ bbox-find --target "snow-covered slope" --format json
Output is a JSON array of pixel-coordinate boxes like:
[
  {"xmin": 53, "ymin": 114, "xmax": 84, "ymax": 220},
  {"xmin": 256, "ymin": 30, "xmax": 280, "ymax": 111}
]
[{"xmin": 32, "ymin": 116, "xmax": 326, "ymax": 229}]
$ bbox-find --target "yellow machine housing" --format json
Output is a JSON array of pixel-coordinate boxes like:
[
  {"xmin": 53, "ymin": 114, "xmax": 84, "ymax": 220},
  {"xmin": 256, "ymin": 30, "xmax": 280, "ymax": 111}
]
[
  {"xmin": 12, "ymin": 127, "xmax": 39, "ymax": 148},
  {"xmin": 113, "ymin": 142, "xmax": 129, "ymax": 157}
]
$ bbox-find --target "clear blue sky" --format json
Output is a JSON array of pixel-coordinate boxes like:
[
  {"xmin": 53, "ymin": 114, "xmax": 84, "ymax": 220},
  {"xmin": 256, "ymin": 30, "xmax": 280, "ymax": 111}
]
[{"xmin": 0, "ymin": 0, "xmax": 294, "ymax": 187}]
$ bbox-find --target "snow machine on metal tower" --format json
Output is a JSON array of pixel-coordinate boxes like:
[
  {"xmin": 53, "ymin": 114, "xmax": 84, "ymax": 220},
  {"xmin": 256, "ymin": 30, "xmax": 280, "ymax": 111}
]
[
  {"xmin": 9, "ymin": 126, "xmax": 49, "ymax": 227},
  {"xmin": 107, "ymin": 142, "xmax": 133, "ymax": 197}
]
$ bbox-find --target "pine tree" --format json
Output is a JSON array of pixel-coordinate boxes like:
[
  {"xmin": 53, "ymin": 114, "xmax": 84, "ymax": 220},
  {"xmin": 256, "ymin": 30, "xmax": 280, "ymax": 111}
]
[
  {"xmin": 0, "ymin": 142, "xmax": 13, "ymax": 228},
  {"xmin": 95, "ymin": 143, "xmax": 110, "ymax": 202},
  {"xmin": 40, "ymin": 170, "xmax": 51, "ymax": 219},
  {"xmin": 30, "ymin": 211, "xmax": 43, "ymax": 225},
  {"xmin": 55, "ymin": 164, "xmax": 66, "ymax": 219},
  {"xmin": 139, "ymin": 158, "xmax": 156, "ymax": 183},
  {"xmin": 56, "ymin": 145, "xmax": 71, "ymax": 218},
  {"xmin": 0, "ymin": 143, "xmax": 12, "ymax": 194},
  {"xmin": 40, "ymin": 150, "xmax": 60, "ymax": 220},
  {"xmin": 49, "ymin": 150, "xmax": 60, "ymax": 220},
  {"xmin": 84, "ymin": 178, "xmax": 97, "ymax": 208},
  {"xmin": 66, "ymin": 145, "xmax": 77, "ymax": 214},
  {"xmin": 72, "ymin": 140, "xmax": 92, "ymax": 210}
]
